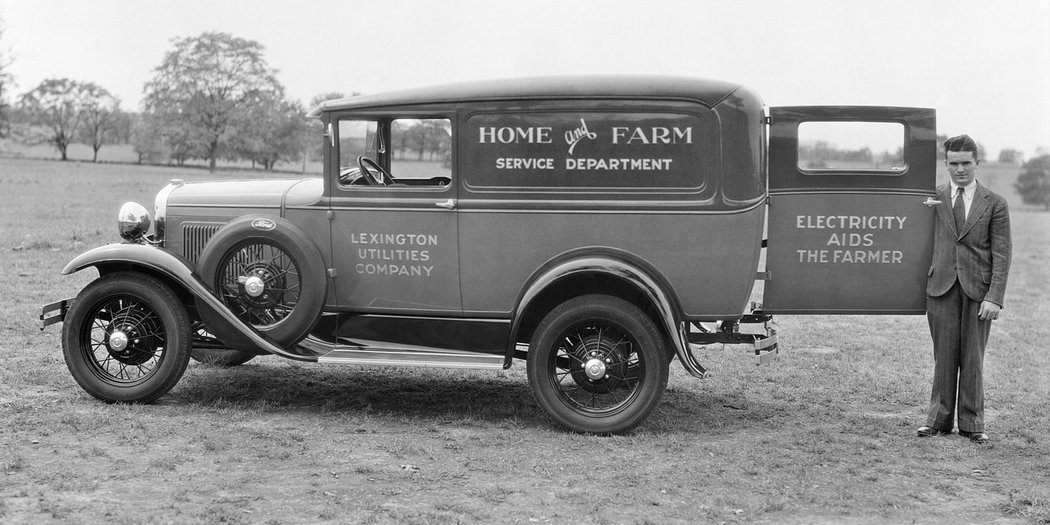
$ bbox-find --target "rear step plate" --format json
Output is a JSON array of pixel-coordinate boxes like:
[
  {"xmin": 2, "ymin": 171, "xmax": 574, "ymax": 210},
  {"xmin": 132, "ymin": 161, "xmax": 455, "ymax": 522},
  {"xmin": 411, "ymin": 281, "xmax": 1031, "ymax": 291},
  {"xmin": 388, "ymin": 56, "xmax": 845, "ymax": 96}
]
[{"xmin": 318, "ymin": 346, "xmax": 504, "ymax": 369}]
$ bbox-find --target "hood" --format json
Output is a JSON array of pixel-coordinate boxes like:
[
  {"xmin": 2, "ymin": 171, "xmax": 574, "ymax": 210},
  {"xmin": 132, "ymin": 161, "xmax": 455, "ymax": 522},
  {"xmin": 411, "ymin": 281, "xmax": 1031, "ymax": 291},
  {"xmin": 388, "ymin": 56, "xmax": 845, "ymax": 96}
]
[{"xmin": 164, "ymin": 177, "xmax": 324, "ymax": 208}]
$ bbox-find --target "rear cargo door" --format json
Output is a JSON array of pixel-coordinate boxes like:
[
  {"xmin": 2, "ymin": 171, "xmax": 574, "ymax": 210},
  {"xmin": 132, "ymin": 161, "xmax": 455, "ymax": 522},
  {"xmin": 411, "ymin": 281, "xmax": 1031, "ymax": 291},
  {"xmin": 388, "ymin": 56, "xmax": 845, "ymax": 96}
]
[{"xmin": 763, "ymin": 106, "xmax": 937, "ymax": 314}]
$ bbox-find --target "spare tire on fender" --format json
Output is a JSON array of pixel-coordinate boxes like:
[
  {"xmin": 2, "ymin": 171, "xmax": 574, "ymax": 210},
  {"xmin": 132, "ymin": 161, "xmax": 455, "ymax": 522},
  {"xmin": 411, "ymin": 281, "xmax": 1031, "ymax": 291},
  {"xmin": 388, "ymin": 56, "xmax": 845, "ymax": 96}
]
[{"xmin": 194, "ymin": 215, "xmax": 327, "ymax": 350}]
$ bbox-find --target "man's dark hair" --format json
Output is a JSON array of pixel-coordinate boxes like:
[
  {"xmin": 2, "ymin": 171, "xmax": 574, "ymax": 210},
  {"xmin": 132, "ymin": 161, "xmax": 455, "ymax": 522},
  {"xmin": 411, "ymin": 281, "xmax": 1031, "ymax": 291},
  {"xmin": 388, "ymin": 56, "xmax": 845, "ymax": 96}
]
[{"xmin": 944, "ymin": 135, "xmax": 979, "ymax": 161}]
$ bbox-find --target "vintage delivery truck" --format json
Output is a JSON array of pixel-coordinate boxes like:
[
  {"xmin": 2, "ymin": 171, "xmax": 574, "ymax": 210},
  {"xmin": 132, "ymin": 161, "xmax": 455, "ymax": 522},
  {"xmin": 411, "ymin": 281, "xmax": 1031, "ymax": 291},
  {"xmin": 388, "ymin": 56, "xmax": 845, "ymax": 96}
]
[{"xmin": 40, "ymin": 76, "xmax": 937, "ymax": 434}]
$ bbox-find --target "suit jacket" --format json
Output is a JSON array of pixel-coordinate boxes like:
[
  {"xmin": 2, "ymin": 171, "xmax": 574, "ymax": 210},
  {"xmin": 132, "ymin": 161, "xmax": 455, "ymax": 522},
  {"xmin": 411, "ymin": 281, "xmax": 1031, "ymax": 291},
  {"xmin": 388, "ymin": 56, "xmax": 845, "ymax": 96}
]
[{"xmin": 926, "ymin": 182, "xmax": 1012, "ymax": 306}]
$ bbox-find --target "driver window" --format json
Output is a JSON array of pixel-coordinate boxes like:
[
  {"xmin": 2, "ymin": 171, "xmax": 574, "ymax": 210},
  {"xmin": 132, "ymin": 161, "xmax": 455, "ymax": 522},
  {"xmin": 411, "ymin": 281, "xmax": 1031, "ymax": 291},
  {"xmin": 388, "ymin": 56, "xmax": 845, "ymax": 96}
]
[
  {"xmin": 337, "ymin": 118, "xmax": 452, "ymax": 188},
  {"xmin": 337, "ymin": 119, "xmax": 379, "ymax": 185},
  {"xmin": 390, "ymin": 119, "xmax": 452, "ymax": 186}
]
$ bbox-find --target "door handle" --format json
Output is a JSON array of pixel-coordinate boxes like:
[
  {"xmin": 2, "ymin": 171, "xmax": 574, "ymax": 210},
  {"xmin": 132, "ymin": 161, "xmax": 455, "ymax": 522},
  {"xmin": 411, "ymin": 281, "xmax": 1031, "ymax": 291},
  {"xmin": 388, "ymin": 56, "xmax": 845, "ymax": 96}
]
[
  {"xmin": 435, "ymin": 199, "xmax": 456, "ymax": 209},
  {"xmin": 922, "ymin": 197, "xmax": 941, "ymax": 208}
]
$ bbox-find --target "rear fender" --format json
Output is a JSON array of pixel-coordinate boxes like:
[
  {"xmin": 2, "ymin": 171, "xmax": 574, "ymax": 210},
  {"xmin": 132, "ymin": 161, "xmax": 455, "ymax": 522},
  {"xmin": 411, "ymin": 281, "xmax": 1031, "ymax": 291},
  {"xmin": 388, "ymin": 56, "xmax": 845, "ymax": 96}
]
[
  {"xmin": 62, "ymin": 243, "xmax": 312, "ymax": 361},
  {"xmin": 508, "ymin": 252, "xmax": 698, "ymax": 376}
]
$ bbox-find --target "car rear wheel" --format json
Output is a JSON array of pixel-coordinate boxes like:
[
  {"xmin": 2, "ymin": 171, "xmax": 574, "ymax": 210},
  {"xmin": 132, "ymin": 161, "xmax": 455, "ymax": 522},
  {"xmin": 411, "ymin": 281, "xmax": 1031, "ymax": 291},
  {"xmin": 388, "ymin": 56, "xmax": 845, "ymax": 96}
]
[
  {"xmin": 526, "ymin": 294, "xmax": 669, "ymax": 434},
  {"xmin": 62, "ymin": 273, "xmax": 192, "ymax": 403}
]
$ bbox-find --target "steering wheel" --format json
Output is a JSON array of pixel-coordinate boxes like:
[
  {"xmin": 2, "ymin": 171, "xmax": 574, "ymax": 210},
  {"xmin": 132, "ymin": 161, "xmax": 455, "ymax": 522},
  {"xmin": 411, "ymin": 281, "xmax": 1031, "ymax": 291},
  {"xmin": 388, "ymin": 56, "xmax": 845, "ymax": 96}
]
[{"xmin": 357, "ymin": 156, "xmax": 395, "ymax": 186}]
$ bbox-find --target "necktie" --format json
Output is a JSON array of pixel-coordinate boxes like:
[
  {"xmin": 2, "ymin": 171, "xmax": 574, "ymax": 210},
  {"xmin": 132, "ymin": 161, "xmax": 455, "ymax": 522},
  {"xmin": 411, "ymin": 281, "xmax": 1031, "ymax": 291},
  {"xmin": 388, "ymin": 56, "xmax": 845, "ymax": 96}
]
[{"xmin": 953, "ymin": 187, "xmax": 966, "ymax": 232}]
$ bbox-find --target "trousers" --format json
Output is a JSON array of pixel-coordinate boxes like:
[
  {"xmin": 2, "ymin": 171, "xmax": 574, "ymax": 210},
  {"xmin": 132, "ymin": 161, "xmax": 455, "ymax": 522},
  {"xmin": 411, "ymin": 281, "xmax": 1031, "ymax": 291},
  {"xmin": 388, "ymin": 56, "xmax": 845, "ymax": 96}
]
[{"xmin": 925, "ymin": 280, "xmax": 992, "ymax": 432}]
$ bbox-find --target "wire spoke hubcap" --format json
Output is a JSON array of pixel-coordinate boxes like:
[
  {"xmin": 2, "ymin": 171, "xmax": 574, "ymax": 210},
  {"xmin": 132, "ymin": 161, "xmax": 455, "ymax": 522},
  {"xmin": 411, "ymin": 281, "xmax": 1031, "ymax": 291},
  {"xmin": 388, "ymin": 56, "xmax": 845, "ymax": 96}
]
[
  {"xmin": 85, "ymin": 298, "xmax": 166, "ymax": 383},
  {"xmin": 108, "ymin": 330, "xmax": 129, "ymax": 352},
  {"xmin": 219, "ymin": 241, "xmax": 302, "ymax": 328},
  {"xmin": 583, "ymin": 357, "xmax": 607, "ymax": 380},
  {"xmin": 553, "ymin": 324, "xmax": 641, "ymax": 413},
  {"xmin": 241, "ymin": 274, "xmax": 267, "ymax": 297}
]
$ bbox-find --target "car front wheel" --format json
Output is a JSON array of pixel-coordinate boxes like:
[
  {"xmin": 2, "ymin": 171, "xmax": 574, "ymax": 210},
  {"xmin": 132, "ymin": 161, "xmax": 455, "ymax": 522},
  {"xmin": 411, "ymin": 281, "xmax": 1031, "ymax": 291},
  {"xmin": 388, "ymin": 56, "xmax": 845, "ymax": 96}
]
[
  {"xmin": 62, "ymin": 273, "xmax": 192, "ymax": 403},
  {"xmin": 526, "ymin": 294, "xmax": 670, "ymax": 434}
]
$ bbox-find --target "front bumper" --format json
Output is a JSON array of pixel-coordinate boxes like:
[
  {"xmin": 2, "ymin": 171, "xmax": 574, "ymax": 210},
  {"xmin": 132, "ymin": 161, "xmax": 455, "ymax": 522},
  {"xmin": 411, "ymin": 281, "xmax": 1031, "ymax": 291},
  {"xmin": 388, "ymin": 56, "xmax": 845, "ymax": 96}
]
[{"xmin": 40, "ymin": 298, "xmax": 73, "ymax": 330}]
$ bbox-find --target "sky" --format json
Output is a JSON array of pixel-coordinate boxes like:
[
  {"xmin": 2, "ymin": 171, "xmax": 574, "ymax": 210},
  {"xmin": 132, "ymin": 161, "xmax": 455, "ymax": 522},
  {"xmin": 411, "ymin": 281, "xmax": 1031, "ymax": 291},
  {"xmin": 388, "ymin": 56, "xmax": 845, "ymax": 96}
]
[{"xmin": 2, "ymin": 0, "xmax": 1048, "ymax": 158}]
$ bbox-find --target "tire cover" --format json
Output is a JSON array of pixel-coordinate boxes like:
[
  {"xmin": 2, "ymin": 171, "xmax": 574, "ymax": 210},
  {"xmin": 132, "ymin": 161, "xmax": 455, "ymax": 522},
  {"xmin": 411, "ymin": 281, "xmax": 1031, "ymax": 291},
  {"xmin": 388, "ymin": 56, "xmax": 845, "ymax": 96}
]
[{"xmin": 194, "ymin": 215, "xmax": 326, "ymax": 349}]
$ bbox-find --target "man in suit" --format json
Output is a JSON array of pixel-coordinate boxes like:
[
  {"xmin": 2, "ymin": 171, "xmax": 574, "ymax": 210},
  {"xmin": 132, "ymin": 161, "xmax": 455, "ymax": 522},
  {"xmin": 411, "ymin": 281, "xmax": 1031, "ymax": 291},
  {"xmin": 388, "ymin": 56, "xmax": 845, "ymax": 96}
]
[{"xmin": 918, "ymin": 135, "xmax": 1011, "ymax": 444}]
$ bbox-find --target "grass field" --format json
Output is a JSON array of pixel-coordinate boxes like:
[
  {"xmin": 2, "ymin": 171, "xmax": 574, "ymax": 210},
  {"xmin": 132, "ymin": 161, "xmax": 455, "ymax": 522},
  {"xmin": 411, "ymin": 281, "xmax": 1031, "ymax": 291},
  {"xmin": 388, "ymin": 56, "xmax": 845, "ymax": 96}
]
[
  {"xmin": 0, "ymin": 142, "xmax": 324, "ymax": 175},
  {"xmin": 1, "ymin": 156, "xmax": 1048, "ymax": 524}
]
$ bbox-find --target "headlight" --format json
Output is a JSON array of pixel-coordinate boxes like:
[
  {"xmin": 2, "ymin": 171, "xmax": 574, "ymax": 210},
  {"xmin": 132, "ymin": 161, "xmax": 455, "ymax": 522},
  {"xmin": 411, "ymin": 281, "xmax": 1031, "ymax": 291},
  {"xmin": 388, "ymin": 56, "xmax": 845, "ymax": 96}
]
[
  {"xmin": 117, "ymin": 202, "xmax": 151, "ymax": 242},
  {"xmin": 153, "ymin": 179, "xmax": 184, "ymax": 244}
]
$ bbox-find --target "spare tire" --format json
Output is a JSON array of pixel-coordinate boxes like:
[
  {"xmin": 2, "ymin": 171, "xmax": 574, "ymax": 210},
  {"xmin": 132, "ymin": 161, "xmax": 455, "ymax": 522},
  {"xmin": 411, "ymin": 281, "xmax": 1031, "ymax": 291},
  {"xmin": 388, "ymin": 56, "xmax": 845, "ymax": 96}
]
[{"xmin": 194, "ymin": 215, "xmax": 327, "ymax": 350}]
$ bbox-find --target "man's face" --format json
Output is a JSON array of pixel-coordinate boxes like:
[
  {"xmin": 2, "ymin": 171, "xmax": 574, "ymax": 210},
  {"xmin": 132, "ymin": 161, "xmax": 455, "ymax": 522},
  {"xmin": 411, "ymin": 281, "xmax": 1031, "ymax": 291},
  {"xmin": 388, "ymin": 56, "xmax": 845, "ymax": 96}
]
[{"xmin": 945, "ymin": 150, "xmax": 978, "ymax": 187}]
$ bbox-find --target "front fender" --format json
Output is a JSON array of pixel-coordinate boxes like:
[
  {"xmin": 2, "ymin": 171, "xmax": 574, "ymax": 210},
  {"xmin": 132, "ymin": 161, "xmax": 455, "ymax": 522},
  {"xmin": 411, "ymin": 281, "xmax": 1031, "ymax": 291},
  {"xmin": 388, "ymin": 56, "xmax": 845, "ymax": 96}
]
[
  {"xmin": 62, "ymin": 243, "xmax": 313, "ymax": 361},
  {"xmin": 63, "ymin": 242, "xmax": 194, "ymax": 278},
  {"xmin": 508, "ymin": 254, "xmax": 700, "ymax": 376}
]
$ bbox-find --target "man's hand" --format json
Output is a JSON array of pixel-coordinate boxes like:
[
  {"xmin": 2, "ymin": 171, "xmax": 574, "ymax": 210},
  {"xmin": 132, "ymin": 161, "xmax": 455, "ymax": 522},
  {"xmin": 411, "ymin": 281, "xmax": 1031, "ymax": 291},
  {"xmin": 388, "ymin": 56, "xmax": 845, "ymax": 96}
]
[{"xmin": 978, "ymin": 301, "xmax": 1002, "ymax": 321}]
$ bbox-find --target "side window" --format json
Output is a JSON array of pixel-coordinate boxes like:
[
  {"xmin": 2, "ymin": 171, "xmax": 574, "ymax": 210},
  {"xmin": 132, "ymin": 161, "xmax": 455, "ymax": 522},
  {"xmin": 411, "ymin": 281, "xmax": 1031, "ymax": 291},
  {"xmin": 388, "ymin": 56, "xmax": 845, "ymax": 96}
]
[
  {"xmin": 337, "ymin": 118, "xmax": 452, "ymax": 188},
  {"xmin": 462, "ymin": 111, "xmax": 711, "ymax": 193},
  {"xmin": 338, "ymin": 120, "xmax": 379, "ymax": 185},
  {"xmin": 797, "ymin": 121, "xmax": 905, "ymax": 172},
  {"xmin": 390, "ymin": 119, "xmax": 452, "ymax": 185}
]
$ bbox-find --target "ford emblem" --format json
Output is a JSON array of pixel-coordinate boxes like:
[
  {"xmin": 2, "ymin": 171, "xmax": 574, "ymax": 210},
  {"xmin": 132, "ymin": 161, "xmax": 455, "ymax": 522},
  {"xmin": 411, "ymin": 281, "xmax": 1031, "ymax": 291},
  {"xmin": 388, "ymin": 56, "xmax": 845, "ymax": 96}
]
[{"xmin": 250, "ymin": 218, "xmax": 277, "ymax": 231}]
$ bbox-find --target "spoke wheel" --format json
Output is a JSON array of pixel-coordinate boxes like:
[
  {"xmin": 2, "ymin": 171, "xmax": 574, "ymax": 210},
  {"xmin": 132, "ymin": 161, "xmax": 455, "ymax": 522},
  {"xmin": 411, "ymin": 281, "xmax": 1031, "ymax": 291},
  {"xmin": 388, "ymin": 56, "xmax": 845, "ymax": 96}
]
[
  {"xmin": 216, "ymin": 239, "xmax": 302, "ymax": 329},
  {"xmin": 62, "ymin": 273, "xmax": 191, "ymax": 403},
  {"xmin": 527, "ymin": 295, "xmax": 669, "ymax": 434},
  {"xmin": 195, "ymin": 215, "xmax": 327, "ymax": 349}
]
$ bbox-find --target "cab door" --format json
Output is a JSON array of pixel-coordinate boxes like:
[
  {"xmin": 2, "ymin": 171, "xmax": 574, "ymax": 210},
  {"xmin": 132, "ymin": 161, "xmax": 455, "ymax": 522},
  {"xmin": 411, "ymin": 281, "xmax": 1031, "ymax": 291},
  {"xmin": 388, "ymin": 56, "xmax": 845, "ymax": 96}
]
[
  {"xmin": 763, "ymin": 106, "xmax": 937, "ymax": 314},
  {"xmin": 328, "ymin": 117, "xmax": 461, "ymax": 314}
]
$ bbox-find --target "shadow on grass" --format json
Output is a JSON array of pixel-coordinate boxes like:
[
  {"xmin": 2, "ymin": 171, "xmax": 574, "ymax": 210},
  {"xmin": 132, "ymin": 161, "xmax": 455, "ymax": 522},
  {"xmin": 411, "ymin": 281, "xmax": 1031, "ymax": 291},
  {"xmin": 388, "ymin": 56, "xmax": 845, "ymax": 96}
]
[{"xmin": 166, "ymin": 360, "xmax": 779, "ymax": 434}]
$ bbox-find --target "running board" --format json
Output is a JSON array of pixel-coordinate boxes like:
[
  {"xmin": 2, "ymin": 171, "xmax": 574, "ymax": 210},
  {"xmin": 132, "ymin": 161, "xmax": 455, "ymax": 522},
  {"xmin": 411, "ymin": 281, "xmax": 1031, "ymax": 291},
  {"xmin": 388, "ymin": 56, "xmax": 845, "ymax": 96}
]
[{"xmin": 316, "ymin": 340, "xmax": 505, "ymax": 370}]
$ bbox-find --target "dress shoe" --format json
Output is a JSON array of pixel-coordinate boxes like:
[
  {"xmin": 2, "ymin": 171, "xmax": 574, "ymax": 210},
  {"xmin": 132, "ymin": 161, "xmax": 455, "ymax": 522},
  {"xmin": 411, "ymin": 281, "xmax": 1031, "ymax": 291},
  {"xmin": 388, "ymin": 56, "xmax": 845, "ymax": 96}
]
[
  {"xmin": 959, "ymin": 430, "xmax": 989, "ymax": 444},
  {"xmin": 917, "ymin": 426, "xmax": 949, "ymax": 437}
]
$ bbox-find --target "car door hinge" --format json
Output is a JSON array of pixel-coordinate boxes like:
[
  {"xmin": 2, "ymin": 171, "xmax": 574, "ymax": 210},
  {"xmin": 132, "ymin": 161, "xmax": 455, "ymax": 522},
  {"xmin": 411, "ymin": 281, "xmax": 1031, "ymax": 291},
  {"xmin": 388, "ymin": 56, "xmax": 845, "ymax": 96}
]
[
  {"xmin": 327, "ymin": 268, "xmax": 337, "ymax": 278},
  {"xmin": 327, "ymin": 210, "xmax": 335, "ymax": 221},
  {"xmin": 763, "ymin": 115, "xmax": 772, "ymax": 125}
]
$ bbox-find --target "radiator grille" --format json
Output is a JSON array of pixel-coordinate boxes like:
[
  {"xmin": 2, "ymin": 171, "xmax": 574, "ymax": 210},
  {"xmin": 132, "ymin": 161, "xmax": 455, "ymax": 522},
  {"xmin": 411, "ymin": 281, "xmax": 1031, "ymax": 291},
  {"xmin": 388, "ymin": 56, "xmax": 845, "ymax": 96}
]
[{"xmin": 181, "ymin": 223, "xmax": 222, "ymax": 264}]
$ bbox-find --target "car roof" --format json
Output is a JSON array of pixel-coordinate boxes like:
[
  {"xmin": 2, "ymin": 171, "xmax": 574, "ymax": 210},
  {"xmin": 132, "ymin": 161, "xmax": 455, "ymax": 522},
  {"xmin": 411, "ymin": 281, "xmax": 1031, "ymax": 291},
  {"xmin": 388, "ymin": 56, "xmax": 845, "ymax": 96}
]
[{"xmin": 307, "ymin": 75, "xmax": 746, "ymax": 117}]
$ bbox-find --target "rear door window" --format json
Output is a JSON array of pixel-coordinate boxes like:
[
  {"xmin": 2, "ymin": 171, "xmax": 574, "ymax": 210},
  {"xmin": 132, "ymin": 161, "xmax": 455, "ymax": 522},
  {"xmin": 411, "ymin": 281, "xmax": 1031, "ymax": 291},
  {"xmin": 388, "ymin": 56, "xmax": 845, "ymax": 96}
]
[{"xmin": 797, "ymin": 121, "xmax": 905, "ymax": 172}]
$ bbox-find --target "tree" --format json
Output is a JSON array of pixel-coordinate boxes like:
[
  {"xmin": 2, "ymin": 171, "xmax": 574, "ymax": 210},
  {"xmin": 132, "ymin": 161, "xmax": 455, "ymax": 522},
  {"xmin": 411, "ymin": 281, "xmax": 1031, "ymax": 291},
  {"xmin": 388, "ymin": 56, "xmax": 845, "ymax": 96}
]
[
  {"xmin": 77, "ymin": 85, "xmax": 122, "ymax": 162},
  {"xmin": 143, "ymin": 32, "xmax": 283, "ymax": 171},
  {"xmin": 306, "ymin": 92, "xmax": 350, "ymax": 164},
  {"xmin": 998, "ymin": 148, "xmax": 1023, "ymax": 164},
  {"xmin": 18, "ymin": 78, "xmax": 103, "ymax": 160},
  {"xmin": 422, "ymin": 119, "xmax": 451, "ymax": 161},
  {"xmin": 130, "ymin": 113, "xmax": 169, "ymax": 164},
  {"xmin": 308, "ymin": 92, "xmax": 352, "ymax": 113},
  {"xmin": 1014, "ymin": 155, "xmax": 1050, "ymax": 210},
  {"xmin": 228, "ymin": 90, "xmax": 309, "ymax": 171},
  {"xmin": 0, "ymin": 16, "xmax": 13, "ymax": 141}
]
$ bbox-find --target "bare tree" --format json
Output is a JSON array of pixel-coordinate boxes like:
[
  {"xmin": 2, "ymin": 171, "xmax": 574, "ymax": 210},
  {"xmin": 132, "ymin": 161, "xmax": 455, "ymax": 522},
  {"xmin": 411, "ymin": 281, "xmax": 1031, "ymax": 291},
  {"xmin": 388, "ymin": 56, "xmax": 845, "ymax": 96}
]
[
  {"xmin": 143, "ymin": 32, "xmax": 283, "ymax": 171},
  {"xmin": 77, "ymin": 84, "xmax": 122, "ymax": 162}
]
